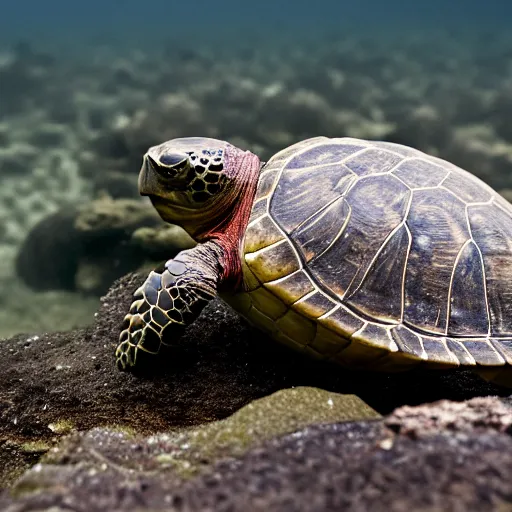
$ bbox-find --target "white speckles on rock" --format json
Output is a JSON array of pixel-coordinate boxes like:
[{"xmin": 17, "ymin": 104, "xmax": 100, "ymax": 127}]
[{"xmin": 55, "ymin": 364, "xmax": 71, "ymax": 371}]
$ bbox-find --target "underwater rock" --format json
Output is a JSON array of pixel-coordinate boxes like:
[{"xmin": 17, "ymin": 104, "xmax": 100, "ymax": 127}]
[
  {"xmin": 1, "ymin": 398, "xmax": 511, "ymax": 511},
  {"xmin": 86, "ymin": 92, "xmax": 207, "ymax": 178},
  {"xmin": 73, "ymin": 194, "xmax": 161, "ymax": 234},
  {"xmin": 386, "ymin": 104, "xmax": 450, "ymax": 152},
  {"xmin": 73, "ymin": 195, "xmax": 174, "ymax": 294},
  {"xmin": 0, "ymin": 145, "xmax": 88, "ymax": 257},
  {"xmin": 0, "ymin": 124, "xmax": 9, "ymax": 147},
  {"xmin": 444, "ymin": 124, "xmax": 512, "ymax": 190},
  {"xmin": 131, "ymin": 224, "xmax": 196, "ymax": 260},
  {"xmin": 385, "ymin": 396, "xmax": 512, "ymax": 438},
  {"xmin": 3, "ymin": 388, "xmax": 377, "ymax": 488},
  {"xmin": 15, "ymin": 195, "xmax": 173, "ymax": 295},
  {"xmin": 147, "ymin": 416, "xmax": 512, "ymax": 512},
  {"xmin": 100, "ymin": 60, "xmax": 141, "ymax": 93},
  {"xmin": 146, "ymin": 387, "xmax": 380, "ymax": 476},
  {"xmin": 15, "ymin": 207, "xmax": 81, "ymax": 291},
  {"xmin": 27, "ymin": 122, "xmax": 69, "ymax": 148},
  {"xmin": 0, "ymin": 283, "xmax": 98, "ymax": 340},
  {"xmin": 119, "ymin": 93, "xmax": 207, "ymax": 156},
  {"xmin": 0, "ymin": 144, "xmax": 38, "ymax": 176},
  {"xmin": 499, "ymin": 188, "xmax": 512, "ymax": 204}
]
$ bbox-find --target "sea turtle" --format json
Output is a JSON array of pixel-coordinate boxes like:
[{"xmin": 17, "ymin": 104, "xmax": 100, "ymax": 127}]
[{"xmin": 115, "ymin": 136, "xmax": 512, "ymax": 387}]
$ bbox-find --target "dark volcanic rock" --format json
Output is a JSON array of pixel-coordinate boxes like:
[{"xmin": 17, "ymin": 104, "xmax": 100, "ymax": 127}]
[
  {"xmin": 15, "ymin": 207, "xmax": 81, "ymax": 291},
  {"xmin": 170, "ymin": 421, "xmax": 512, "ymax": 512},
  {"xmin": 0, "ymin": 388, "xmax": 377, "ymax": 507},
  {"xmin": 0, "ymin": 270, "xmax": 510, "ymax": 491},
  {"xmin": 1, "ymin": 405, "xmax": 512, "ymax": 512},
  {"xmin": 385, "ymin": 396, "xmax": 512, "ymax": 438},
  {"xmin": 15, "ymin": 197, "xmax": 166, "ymax": 294}
]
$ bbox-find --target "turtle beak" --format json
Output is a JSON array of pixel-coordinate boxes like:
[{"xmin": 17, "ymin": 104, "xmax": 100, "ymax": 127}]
[{"xmin": 138, "ymin": 154, "xmax": 157, "ymax": 196}]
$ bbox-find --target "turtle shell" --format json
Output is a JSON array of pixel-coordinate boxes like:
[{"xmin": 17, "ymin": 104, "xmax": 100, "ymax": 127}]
[{"xmin": 232, "ymin": 137, "xmax": 512, "ymax": 372}]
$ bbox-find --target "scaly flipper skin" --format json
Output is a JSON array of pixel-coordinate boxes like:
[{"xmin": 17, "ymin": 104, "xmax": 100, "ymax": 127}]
[{"xmin": 116, "ymin": 241, "xmax": 225, "ymax": 370}]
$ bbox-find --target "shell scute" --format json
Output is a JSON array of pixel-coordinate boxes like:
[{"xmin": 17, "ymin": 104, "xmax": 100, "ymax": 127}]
[
  {"xmin": 318, "ymin": 305, "xmax": 365, "ymax": 339},
  {"xmin": 390, "ymin": 325, "xmax": 427, "ymax": 361},
  {"xmin": 351, "ymin": 323, "xmax": 397, "ymax": 352},
  {"xmin": 448, "ymin": 241, "xmax": 489, "ymax": 336},
  {"xmin": 443, "ymin": 171, "xmax": 493, "ymax": 204},
  {"xmin": 421, "ymin": 337, "xmax": 459, "ymax": 366},
  {"xmin": 462, "ymin": 340, "xmax": 505, "ymax": 366},
  {"xmin": 285, "ymin": 142, "xmax": 366, "ymax": 170},
  {"xmin": 291, "ymin": 196, "xmax": 350, "ymax": 263},
  {"xmin": 254, "ymin": 169, "xmax": 279, "ymax": 202},
  {"xmin": 271, "ymin": 163, "xmax": 354, "ymax": 233},
  {"xmin": 491, "ymin": 339, "xmax": 512, "ymax": 364},
  {"xmin": 292, "ymin": 291, "xmax": 337, "ymax": 320},
  {"xmin": 245, "ymin": 240, "xmax": 300, "ymax": 283},
  {"xmin": 244, "ymin": 214, "xmax": 284, "ymax": 254},
  {"xmin": 344, "ymin": 148, "xmax": 403, "ymax": 176},
  {"xmin": 309, "ymin": 324, "xmax": 349, "ymax": 356},
  {"xmin": 264, "ymin": 270, "xmax": 315, "ymax": 305},
  {"xmin": 392, "ymin": 158, "xmax": 449, "ymax": 188},
  {"xmin": 276, "ymin": 309, "xmax": 316, "ymax": 344},
  {"xmin": 346, "ymin": 222, "xmax": 410, "ymax": 323}
]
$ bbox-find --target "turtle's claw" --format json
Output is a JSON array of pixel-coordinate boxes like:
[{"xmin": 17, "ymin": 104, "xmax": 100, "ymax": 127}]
[
  {"xmin": 116, "ymin": 308, "xmax": 163, "ymax": 371},
  {"xmin": 116, "ymin": 311, "xmax": 144, "ymax": 371},
  {"xmin": 115, "ymin": 330, "xmax": 138, "ymax": 371}
]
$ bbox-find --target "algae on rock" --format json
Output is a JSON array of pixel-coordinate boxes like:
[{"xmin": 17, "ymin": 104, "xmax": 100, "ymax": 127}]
[{"xmin": 145, "ymin": 386, "xmax": 380, "ymax": 477}]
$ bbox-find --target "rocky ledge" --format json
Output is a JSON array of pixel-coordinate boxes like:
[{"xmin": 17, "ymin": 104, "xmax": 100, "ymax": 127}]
[{"xmin": 0, "ymin": 272, "xmax": 510, "ymax": 511}]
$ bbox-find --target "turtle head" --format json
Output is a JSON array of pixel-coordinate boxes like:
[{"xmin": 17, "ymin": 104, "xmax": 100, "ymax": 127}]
[{"xmin": 138, "ymin": 137, "xmax": 261, "ymax": 239}]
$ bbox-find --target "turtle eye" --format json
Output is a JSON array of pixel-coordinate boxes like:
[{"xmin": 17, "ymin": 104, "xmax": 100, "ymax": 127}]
[
  {"xmin": 159, "ymin": 152, "xmax": 187, "ymax": 167},
  {"xmin": 148, "ymin": 153, "xmax": 191, "ymax": 179},
  {"xmin": 168, "ymin": 158, "xmax": 190, "ymax": 173},
  {"xmin": 160, "ymin": 154, "xmax": 190, "ymax": 174}
]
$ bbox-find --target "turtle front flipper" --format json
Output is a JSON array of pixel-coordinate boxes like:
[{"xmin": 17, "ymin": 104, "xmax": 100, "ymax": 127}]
[{"xmin": 116, "ymin": 241, "xmax": 224, "ymax": 371}]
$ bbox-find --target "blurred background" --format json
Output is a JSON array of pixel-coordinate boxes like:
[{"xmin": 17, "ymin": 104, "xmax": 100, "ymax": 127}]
[{"xmin": 1, "ymin": 0, "xmax": 512, "ymax": 338}]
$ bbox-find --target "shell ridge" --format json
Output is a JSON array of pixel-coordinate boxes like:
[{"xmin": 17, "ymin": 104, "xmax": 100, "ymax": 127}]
[
  {"xmin": 464, "ymin": 205, "xmax": 492, "ymax": 336},
  {"xmin": 446, "ymin": 239, "xmax": 473, "ymax": 336},
  {"xmin": 309, "ymin": 201, "xmax": 352, "ymax": 264},
  {"xmin": 291, "ymin": 193, "xmax": 348, "ymax": 237}
]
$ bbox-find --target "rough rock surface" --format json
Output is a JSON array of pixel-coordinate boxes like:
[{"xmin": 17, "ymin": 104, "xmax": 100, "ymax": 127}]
[
  {"xmin": 1, "ymin": 402, "xmax": 511, "ymax": 511},
  {"xmin": 0, "ymin": 271, "xmax": 511, "ymax": 509},
  {"xmin": 385, "ymin": 396, "xmax": 512, "ymax": 437}
]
